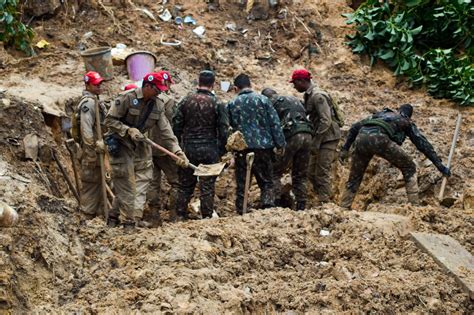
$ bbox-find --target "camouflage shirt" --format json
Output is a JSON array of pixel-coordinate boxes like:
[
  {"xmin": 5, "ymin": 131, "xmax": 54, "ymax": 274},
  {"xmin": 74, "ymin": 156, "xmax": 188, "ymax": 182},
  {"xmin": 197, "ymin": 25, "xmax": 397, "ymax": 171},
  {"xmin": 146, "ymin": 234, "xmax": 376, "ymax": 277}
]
[
  {"xmin": 343, "ymin": 108, "xmax": 444, "ymax": 168},
  {"xmin": 173, "ymin": 88, "xmax": 229, "ymax": 154},
  {"xmin": 269, "ymin": 95, "xmax": 313, "ymax": 139},
  {"xmin": 227, "ymin": 89, "xmax": 286, "ymax": 150}
]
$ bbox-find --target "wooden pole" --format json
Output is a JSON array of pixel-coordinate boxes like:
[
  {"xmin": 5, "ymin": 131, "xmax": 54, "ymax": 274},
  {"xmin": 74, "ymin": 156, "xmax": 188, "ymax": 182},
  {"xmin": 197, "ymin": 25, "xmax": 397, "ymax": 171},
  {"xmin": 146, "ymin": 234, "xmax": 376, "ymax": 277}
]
[{"xmin": 95, "ymin": 101, "xmax": 109, "ymax": 221}]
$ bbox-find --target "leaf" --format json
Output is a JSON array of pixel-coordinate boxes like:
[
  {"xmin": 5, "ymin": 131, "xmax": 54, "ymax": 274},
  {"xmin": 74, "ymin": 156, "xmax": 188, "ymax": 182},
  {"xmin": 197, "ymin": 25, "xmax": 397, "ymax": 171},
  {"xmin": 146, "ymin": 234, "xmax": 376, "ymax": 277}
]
[
  {"xmin": 405, "ymin": 0, "xmax": 422, "ymax": 7},
  {"xmin": 411, "ymin": 26, "xmax": 423, "ymax": 35},
  {"xmin": 379, "ymin": 50, "xmax": 395, "ymax": 60}
]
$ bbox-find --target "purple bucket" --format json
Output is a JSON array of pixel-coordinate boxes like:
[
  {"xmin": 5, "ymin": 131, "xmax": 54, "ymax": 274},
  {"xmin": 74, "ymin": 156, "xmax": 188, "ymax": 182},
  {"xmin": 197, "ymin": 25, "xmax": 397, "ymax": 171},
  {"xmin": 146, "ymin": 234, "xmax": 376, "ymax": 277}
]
[{"xmin": 125, "ymin": 51, "xmax": 157, "ymax": 81}]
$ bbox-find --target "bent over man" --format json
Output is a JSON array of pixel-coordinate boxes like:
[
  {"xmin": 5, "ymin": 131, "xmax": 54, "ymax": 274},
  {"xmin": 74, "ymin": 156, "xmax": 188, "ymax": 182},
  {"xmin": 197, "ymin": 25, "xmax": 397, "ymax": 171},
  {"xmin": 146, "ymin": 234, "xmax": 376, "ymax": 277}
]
[
  {"xmin": 173, "ymin": 70, "xmax": 229, "ymax": 220},
  {"xmin": 76, "ymin": 71, "xmax": 107, "ymax": 219},
  {"xmin": 339, "ymin": 104, "xmax": 450, "ymax": 208},
  {"xmin": 105, "ymin": 73, "xmax": 188, "ymax": 228},
  {"xmin": 262, "ymin": 88, "xmax": 313, "ymax": 211}
]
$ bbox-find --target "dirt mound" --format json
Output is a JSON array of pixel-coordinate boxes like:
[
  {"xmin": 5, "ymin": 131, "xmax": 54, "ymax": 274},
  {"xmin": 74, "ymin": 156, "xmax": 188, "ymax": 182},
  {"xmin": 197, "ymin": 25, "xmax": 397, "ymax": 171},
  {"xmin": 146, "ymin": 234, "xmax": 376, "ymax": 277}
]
[{"xmin": 0, "ymin": 0, "xmax": 473, "ymax": 313}]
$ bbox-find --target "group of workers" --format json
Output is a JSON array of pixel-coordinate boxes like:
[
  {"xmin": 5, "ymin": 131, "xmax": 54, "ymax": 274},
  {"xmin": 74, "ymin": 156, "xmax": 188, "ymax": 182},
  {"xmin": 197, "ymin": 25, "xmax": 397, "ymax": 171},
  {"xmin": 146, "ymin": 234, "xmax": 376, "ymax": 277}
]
[{"xmin": 74, "ymin": 68, "xmax": 450, "ymax": 229}]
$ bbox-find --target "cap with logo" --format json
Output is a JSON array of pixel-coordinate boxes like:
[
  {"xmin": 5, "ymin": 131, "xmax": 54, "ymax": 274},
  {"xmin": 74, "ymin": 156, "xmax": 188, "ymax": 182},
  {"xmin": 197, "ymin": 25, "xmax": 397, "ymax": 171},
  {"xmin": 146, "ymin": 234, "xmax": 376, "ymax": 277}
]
[
  {"xmin": 124, "ymin": 83, "xmax": 138, "ymax": 91},
  {"xmin": 143, "ymin": 72, "xmax": 169, "ymax": 92},
  {"xmin": 289, "ymin": 69, "xmax": 312, "ymax": 83},
  {"xmin": 157, "ymin": 70, "xmax": 174, "ymax": 84},
  {"xmin": 84, "ymin": 71, "xmax": 104, "ymax": 86}
]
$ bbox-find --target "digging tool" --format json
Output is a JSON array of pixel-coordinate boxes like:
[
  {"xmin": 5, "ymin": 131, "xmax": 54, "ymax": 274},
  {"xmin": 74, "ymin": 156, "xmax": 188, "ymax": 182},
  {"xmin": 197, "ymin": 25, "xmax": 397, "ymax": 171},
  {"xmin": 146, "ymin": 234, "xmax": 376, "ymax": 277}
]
[
  {"xmin": 144, "ymin": 138, "xmax": 226, "ymax": 177},
  {"xmin": 65, "ymin": 139, "xmax": 81, "ymax": 204},
  {"xmin": 51, "ymin": 149, "xmax": 80, "ymax": 203},
  {"xmin": 95, "ymin": 101, "xmax": 109, "ymax": 221},
  {"xmin": 242, "ymin": 152, "xmax": 255, "ymax": 215},
  {"xmin": 438, "ymin": 112, "xmax": 462, "ymax": 202}
]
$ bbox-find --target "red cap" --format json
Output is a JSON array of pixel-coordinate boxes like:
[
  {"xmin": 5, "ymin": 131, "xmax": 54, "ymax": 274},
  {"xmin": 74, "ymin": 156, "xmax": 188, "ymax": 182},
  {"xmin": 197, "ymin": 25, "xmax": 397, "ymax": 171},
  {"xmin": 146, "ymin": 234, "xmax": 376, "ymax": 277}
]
[
  {"xmin": 157, "ymin": 70, "xmax": 174, "ymax": 84},
  {"xmin": 143, "ymin": 72, "xmax": 168, "ymax": 92},
  {"xmin": 84, "ymin": 71, "xmax": 104, "ymax": 86},
  {"xmin": 124, "ymin": 84, "xmax": 138, "ymax": 91},
  {"xmin": 289, "ymin": 69, "xmax": 312, "ymax": 83}
]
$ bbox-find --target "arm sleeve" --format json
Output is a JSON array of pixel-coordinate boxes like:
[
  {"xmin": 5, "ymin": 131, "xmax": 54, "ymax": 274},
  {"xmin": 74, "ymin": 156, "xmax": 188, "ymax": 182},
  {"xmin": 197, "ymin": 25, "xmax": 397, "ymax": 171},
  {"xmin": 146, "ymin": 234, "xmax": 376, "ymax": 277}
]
[
  {"xmin": 164, "ymin": 98, "xmax": 176, "ymax": 122},
  {"xmin": 217, "ymin": 101, "xmax": 230, "ymax": 154},
  {"xmin": 312, "ymin": 94, "xmax": 332, "ymax": 149},
  {"xmin": 407, "ymin": 123, "xmax": 444, "ymax": 169},
  {"xmin": 104, "ymin": 96, "xmax": 130, "ymax": 137},
  {"xmin": 172, "ymin": 96, "xmax": 187, "ymax": 141},
  {"xmin": 266, "ymin": 99, "xmax": 286, "ymax": 148},
  {"xmin": 80, "ymin": 99, "xmax": 97, "ymax": 154},
  {"xmin": 158, "ymin": 112, "xmax": 181, "ymax": 154},
  {"xmin": 342, "ymin": 120, "xmax": 364, "ymax": 151}
]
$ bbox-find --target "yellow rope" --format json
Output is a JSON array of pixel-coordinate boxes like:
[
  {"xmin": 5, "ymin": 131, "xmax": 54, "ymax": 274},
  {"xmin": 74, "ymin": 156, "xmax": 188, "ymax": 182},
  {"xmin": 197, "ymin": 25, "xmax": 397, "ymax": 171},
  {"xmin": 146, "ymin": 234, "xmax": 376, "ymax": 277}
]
[{"xmin": 246, "ymin": 0, "xmax": 254, "ymax": 13}]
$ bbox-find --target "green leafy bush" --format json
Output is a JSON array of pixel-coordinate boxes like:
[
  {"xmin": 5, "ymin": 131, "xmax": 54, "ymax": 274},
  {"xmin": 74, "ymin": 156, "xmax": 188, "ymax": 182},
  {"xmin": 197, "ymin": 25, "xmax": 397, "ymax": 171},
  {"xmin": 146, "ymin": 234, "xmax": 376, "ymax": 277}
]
[
  {"xmin": 0, "ymin": 0, "xmax": 34, "ymax": 55},
  {"xmin": 344, "ymin": 0, "xmax": 473, "ymax": 106}
]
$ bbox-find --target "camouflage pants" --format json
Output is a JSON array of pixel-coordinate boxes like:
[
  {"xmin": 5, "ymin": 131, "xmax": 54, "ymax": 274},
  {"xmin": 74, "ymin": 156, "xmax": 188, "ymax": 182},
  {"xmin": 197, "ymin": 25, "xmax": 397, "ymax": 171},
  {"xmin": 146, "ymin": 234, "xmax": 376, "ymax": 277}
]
[
  {"xmin": 340, "ymin": 132, "xmax": 417, "ymax": 208},
  {"xmin": 109, "ymin": 148, "xmax": 153, "ymax": 224},
  {"xmin": 147, "ymin": 155, "xmax": 179, "ymax": 211},
  {"xmin": 235, "ymin": 149, "xmax": 274, "ymax": 213},
  {"xmin": 308, "ymin": 140, "xmax": 339, "ymax": 202},
  {"xmin": 80, "ymin": 159, "xmax": 103, "ymax": 216},
  {"xmin": 176, "ymin": 142, "xmax": 220, "ymax": 218},
  {"xmin": 273, "ymin": 133, "xmax": 312, "ymax": 204}
]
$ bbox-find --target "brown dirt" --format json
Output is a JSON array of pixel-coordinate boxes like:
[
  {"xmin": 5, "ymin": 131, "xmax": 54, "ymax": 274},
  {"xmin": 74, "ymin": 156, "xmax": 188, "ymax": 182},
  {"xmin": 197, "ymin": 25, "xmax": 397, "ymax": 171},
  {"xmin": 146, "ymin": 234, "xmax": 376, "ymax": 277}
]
[{"xmin": 0, "ymin": 0, "xmax": 473, "ymax": 313}]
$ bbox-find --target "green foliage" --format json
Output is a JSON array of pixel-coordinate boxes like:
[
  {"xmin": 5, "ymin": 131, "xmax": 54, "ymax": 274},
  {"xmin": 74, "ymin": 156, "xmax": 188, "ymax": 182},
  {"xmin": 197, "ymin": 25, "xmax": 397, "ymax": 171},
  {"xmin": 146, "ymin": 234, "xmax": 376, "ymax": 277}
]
[
  {"xmin": 0, "ymin": 0, "xmax": 34, "ymax": 55},
  {"xmin": 344, "ymin": 0, "xmax": 474, "ymax": 106}
]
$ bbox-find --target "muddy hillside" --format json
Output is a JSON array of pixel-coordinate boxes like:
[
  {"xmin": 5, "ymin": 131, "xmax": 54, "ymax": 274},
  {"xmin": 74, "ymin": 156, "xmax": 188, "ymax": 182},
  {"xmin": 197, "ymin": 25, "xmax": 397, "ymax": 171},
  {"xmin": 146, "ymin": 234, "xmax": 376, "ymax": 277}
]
[{"xmin": 0, "ymin": 0, "xmax": 473, "ymax": 313}]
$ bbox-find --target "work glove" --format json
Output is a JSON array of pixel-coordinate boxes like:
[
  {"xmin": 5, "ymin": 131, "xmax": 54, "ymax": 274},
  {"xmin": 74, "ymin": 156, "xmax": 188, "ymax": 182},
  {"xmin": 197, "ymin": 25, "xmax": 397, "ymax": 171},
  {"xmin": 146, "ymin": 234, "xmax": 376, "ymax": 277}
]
[
  {"xmin": 274, "ymin": 147, "xmax": 285, "ymax": 157},
  {"xmin": 438, "ymin": 165, "xmax": 451, "ymax": 177},
  {"xmin": 339, "ymin": 149, "xmax": 349, "ymax": 164},
  {"xmin": 221, "ymin": 152, "xmax": 235, "ymax": 168},
  {"xmin": 95, "ymin": 140, "xmax": 106, "ymax": 154},
  {"xmin": 175, "ymin": 150, "xmax": 189, "ymax": 168},
  {"xmin": 127, "ymin": 128, "xmax": 144, "ymax": 141}
]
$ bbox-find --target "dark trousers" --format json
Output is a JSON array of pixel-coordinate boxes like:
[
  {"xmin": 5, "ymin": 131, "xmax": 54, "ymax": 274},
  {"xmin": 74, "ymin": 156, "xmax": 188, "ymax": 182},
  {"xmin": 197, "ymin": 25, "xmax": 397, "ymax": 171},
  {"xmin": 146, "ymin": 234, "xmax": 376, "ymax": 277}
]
[
  {"xmin": 235, "ymin": 148, "xmax": 274, "ymax": 213},
  {"xmin": 176, "ymin": 142, "xmax": 219, "ymax": 218}
]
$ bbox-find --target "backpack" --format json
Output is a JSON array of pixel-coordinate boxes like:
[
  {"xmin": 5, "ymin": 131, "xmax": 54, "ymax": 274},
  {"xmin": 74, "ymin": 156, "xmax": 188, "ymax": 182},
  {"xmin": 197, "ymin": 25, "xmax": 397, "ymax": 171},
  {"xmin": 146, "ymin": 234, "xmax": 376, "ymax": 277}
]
[
  {"xmin": 317, "ymin": 90, "xmax": 345, "ymax": 127},
  {"xmin": 71, "ymin": 95, "xmax": 95, "ymax": 143}
]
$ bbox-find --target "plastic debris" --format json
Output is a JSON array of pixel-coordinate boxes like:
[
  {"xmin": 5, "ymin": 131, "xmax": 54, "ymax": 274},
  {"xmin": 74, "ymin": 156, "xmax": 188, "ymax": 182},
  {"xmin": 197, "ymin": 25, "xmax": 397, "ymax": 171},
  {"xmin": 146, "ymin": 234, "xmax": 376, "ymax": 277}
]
[
  {"xmin": 220, "ymin": 81, "xmax": 231, "ymax": 92},
  {"xmin": 175, "ymin": 16, "xmax": 183, "ymax": 25},
  {"xmin": 159, "ymin": 9, "xmax": 172, "ymax": 22},
  {"xmin": 36, "ymin": 39, "xmax": 50, "ymax": 49},
  {"xmin": 319, "ymin": 228, "xmax": 330, "ymax": 236},
  {"xmin": 184, "ymin": 16, "xmax": 196, "ymax": 25},
  {"xmin": 136, "ymin": 8, "xmax": 156, "ymax": 21},
  {"xmin": 193, "ymin": 26, "xmax": 206, "ymax": 37},
  {"xmin": 160, "ymin": 34, "xmax": 182, "ymax": 47},
  {"xmin": 225, "ymin": 22, "xmax": 237, "ymax": 32}
]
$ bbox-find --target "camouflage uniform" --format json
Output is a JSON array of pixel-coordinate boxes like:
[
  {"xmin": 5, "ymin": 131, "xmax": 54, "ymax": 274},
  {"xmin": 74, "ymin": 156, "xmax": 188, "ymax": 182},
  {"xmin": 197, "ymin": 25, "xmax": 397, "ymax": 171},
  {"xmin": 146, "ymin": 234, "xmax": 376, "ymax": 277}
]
[
  {"xmin": 77, "ymin": 91, "xmax": 107, "ymax": 217},
  {"xmin": 104, "ymin": 88, "xmax": 181, "ymax": 224},
  {"xmin": 304, "ymin": 84, "xmax": 341, "ymax": 203},
  {"xmin": 173, "ymin": 89, "xmax": 229, "ymax": 218},
  {"xmin": 269, "ymin": 95, "xmax": 313, "ymax": 210},
  {"xmin": 340, "ymin": 108, "xmax": 447, "ymax": 208},
  {"xmin": 147, "ymin": 93, "xmax": 179, "ymax": 211},
  {"xmin": 227, "ymin": 89, "xmax": 286, "ymax": 213}
]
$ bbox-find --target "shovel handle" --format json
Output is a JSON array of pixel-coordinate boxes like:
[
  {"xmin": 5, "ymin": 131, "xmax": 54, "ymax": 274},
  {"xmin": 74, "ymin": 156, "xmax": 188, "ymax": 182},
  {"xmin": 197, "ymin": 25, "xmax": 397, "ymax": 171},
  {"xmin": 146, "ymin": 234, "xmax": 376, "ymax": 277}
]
[{"xmin": 144, "ymin": 138, "xmax": 198, "ymax": 171}]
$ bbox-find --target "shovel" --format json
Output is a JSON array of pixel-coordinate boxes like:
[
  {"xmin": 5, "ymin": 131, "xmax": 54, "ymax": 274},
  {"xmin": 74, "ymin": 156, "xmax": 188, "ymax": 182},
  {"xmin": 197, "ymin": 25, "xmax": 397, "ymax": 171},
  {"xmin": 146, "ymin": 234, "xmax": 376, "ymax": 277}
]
[
  {"xmin": 242, "ymin": 152, "xmax": 255, "ymax": 214},
  {"xmin": 438, "ymin": 112, "xmax": 462, "ymax": 204},
  {"xmin": 144, "ymin": 138, "xmax": 226, "ymax": 177}
]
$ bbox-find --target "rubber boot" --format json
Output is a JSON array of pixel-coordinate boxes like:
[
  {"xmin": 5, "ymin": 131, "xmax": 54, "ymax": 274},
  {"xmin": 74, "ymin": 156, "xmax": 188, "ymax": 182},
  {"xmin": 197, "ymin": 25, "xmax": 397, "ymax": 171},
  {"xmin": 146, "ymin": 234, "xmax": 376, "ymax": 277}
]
[
  {"xmin": 405, "ymin": 174, "xmax": 420, "ymax": 206},
  {"xmin": 296, "ymin": 201, "xmax": 306, "ymax": 211},
  {"xmin": 340, "ymin": 189, "xmax": 356, "ymax": 209}
]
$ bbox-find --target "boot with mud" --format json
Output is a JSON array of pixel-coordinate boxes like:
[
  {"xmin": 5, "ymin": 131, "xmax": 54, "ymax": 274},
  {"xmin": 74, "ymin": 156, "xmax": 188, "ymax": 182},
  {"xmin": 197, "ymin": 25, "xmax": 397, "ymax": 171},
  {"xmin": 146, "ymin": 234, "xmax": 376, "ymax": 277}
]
[
  {"xmin": 340, "ymin": 189, "xmax": 356, "ymax": 209},
  {"xmin": 405, "ymin": 174, "xmax": 420, "ymax": 206}
]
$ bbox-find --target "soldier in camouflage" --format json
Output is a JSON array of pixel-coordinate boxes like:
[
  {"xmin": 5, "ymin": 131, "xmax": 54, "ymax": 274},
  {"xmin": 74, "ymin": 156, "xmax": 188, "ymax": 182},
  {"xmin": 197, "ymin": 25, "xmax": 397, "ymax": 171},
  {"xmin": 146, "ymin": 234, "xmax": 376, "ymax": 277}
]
[
  {"xmin": 291, "ymin": 69, "xmax": 341, "ymax": 204},
  {"xmin": 173, "ymin": 70, "xmax": 230, "ymax": 219},
  {"xmin": 339, "ymin": 104, "xmax": 451, "ymax": 208},
  {"xmin": 227, "ymin": 74, "xmax": 286, "ymax": 214},
  {"xmin": 261, "ymin": 88, "xmax": 313, "ymax": 211},
  {"xmin": 147, "ymin": 71, "xmax": 180, "ymax": 218}
]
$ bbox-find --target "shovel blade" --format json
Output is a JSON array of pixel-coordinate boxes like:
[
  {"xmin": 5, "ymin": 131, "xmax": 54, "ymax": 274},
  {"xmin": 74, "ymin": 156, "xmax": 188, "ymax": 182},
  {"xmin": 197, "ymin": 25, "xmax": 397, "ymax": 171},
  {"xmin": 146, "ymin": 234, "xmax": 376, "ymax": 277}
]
[{"xmin": 193, "ymin": 162, "xmax": 226, "ymax": 177}]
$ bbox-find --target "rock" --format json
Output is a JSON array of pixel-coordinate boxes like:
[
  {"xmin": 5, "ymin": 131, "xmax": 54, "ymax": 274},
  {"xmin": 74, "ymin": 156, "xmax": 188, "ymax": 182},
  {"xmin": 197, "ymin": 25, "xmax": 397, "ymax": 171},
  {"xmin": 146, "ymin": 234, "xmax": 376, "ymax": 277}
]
[
  {"xmin": 24, "ymin": 0, "xmax": 61, "ymax": 17},
  {"xmin": 0, "ymin": 201, "xmax": 18, "ymax": 228},
  {"xmin": 355, "ymin": 211, "xmax": 413, "ymax": 237},
  {"xmin": 463, "ymin": 184, "xmax": 474, "ymax": 210},
  {"xmin": 1, "ymin": 99, "xmax": 11, "ymax": 108},
  {"xmin": 23, "ymin": 133, "xmax": 39, "ymax": 160}
]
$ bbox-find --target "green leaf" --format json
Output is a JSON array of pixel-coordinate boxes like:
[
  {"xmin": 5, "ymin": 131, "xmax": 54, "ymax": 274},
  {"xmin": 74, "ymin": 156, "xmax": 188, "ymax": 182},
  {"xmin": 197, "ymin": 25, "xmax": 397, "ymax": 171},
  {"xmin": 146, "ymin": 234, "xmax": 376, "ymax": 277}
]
[
  {"xmin": 405, "ymin": 0, "xmax": 422, "ymax": 7},
  {"xmin": 411, "ymin": 26, "xmax": 423, "ymax": 35},
  {"xmin": 379, "ymin": 50, "xmax": 395, "ymax": 60}
]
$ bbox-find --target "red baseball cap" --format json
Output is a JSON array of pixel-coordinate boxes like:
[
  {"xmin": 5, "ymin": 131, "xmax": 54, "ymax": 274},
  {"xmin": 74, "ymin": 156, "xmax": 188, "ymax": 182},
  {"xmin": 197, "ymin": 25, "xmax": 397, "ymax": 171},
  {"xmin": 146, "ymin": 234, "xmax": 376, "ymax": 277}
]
[
  {"xmin": 143, "ymin": 72, "xmax": 169, "ymax": 92},
  {"xmin": 289, "ymin": 69, "xmax": 312, "ymax": 83},
  {"xmin": 157, "ymin": 70, "xmax": 174, "ymax": 84},
  {"xmin": 84, "ymin": 71, "xmax": 104, "ymax": 86},
  {"xmin": 124, "ymin": 83, "xmax": 138, "ymax": 91}
]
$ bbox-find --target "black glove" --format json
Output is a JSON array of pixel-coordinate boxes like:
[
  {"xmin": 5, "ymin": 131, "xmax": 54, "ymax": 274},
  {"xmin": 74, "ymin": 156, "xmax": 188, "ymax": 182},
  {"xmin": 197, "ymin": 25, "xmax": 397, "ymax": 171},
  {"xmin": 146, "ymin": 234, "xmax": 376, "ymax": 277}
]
[{"xmin": 438, "ymin": 165, "xmax": 451, "ymax": 177}]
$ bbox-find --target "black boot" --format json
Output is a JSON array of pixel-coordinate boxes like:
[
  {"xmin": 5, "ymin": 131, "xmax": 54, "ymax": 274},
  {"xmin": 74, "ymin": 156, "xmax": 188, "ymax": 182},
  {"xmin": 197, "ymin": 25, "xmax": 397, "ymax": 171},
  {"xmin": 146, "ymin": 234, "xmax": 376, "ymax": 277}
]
[{"xmin": 296, "ymin": 201, "xmax": 306, "ymax": 211}]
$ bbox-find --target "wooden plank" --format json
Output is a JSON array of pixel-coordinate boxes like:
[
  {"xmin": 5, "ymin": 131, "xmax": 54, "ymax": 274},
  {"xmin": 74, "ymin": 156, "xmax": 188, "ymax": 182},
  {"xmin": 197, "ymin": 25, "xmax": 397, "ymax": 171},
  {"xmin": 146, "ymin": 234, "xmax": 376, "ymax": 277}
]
[{"xmin": 411, "ymin": 232, "xmax": 474, "ymax": 299}]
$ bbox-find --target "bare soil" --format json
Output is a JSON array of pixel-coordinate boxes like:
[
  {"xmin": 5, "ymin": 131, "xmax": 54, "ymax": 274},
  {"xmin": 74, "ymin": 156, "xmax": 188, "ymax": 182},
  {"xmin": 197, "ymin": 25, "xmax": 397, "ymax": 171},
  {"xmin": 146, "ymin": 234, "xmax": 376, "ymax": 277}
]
[{"xmin": 0, "ymin": 0, "xmax": 473, "ymax": 313}]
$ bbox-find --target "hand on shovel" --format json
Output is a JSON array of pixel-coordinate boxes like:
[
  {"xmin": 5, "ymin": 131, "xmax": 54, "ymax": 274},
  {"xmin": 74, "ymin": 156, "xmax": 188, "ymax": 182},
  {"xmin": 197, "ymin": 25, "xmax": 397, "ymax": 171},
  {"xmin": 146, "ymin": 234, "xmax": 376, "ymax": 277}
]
[{"xmin": 175, "ymin": 150, "xmax": 189, "ymax": 168}]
